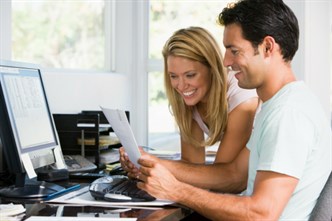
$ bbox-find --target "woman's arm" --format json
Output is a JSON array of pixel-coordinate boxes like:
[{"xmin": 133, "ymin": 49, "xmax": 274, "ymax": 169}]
[
  {"xmin": 180, "ymin": 120, "xmax": 205, "ymax": 163},
  {"xmin": 214, "ymin": 97, "xmax": 259, "ymax": 163}
]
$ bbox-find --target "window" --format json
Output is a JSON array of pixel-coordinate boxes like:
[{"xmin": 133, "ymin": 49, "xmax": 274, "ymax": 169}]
[
  {"xmin": 11, "ymin": 0, "xmax": 112, "ymax": 71},
  {"xmin": 148, "ymin": 1, "xmax": 228, "ymax": 150}
]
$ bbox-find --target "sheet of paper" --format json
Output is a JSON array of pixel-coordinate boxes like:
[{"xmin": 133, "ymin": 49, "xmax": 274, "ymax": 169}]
[
  {"xmin": 148, "ymin": 150, "xmax": 181, "ymax": 160},
  {"xmin": 100, "ymin": 107, "xmax": 141, "ymax": 168},
  {"xmin": 25, "ymin": 216, "xmax": 136, "ymax": 221},
  {"xmin": 48, "ymin": 186, "xmax": 174, "ymax": 207}
]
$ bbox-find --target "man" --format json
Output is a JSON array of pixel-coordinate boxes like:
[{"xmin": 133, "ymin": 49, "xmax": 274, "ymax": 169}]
[{"xmin": 136, "ymin": 0, "xmax": 331, "ymax": 220}]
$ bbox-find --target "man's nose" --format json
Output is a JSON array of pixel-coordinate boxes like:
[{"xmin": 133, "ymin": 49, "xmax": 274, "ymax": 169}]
[{"xmin": 223, "ymin": 51, "xmax": 232, "ymax": 68}]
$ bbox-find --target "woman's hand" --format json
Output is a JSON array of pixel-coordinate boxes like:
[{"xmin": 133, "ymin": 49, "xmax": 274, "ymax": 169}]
[
  {"xmin": 119, "ymin": 146, "xmax": 161, "ymax": 178},
  {"xmin": 119, "ymin": 146, "xmax": 140, "ymax": 178}
]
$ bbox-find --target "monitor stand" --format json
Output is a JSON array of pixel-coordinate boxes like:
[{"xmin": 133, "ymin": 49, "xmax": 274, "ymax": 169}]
[{"xmin": 0, "ymin": 173, "xmax": 80, "ymax": 200}]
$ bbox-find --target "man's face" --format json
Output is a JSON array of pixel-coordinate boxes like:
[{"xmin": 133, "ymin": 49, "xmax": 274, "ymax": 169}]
[{"xmin": 222, "ymin": 24, "xmax": 265, "ymax": 90}]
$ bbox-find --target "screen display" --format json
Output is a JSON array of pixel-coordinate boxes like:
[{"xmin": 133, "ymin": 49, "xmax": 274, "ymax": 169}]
[{"xmin": 0, "ymin": 66, "xmax": 57, "ymax": 153}]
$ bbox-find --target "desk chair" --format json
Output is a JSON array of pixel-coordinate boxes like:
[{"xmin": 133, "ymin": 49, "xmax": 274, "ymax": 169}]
[{"xmin": 309, "ymin": 171, "xmax": 332, "ymax": 221}]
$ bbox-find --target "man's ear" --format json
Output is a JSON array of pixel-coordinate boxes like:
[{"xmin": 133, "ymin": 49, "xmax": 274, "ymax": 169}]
[{"xmin": 263, "ymin": 36, "xmax": 275, "ymax": 54}]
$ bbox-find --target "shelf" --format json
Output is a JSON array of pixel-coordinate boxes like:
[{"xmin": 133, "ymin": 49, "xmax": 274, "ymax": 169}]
[{"xmin": 53, "ymin": 111, "xmax": 129, "ymax": 169}]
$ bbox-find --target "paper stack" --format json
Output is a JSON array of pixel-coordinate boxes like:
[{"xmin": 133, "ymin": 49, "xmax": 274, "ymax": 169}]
[{"xmin": 0, "ymin": 203, "xmax": 26, "ymax": 221}]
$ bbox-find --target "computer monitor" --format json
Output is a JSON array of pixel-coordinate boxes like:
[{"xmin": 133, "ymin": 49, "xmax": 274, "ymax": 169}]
[{"xmin": 0, "ymin": 60, "xmax": 77, "ymax": 200}]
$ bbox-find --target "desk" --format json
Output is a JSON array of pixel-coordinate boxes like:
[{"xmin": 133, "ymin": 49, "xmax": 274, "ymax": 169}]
[
  {"xmin": 9, "ymin": 203, "xmax": 192, "ymax": 220},
  {"xmin": 0, "ymin": 173, "xmax": 209, "ymax": 220},
  {"xmin": 0, "ymin": 198, "xmax": 196, "ymax": 220},
  {"xmin": 0, "ymin": 183, "xmax": 209, "ymax": 221}
]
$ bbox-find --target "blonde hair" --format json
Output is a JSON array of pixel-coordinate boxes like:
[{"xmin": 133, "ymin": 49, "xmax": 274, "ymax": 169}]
[{"xmin": 162, "ymin": 27, "xmax": 228, "ymax": 147}]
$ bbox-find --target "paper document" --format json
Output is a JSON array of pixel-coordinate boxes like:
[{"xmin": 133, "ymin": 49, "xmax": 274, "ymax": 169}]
[
  {"xmin": 0, "ymin": 203, "xmax": 26, "ymax": 217},
  {"xmin": 48, "ymin": 186, "xmax": 174, "ymax": 207},
  {"xmin": 100, "ymin": 107, "xmax": 141, "ymax": 168},
  {"xmin": 25, "ymin": 217, "xmax": 136, "ymax": 221}
]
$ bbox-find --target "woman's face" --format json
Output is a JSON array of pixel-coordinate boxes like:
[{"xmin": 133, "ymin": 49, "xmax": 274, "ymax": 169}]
[{"xmin": 167, "ymin": 55, "xmax": 211, "ymax": 106}]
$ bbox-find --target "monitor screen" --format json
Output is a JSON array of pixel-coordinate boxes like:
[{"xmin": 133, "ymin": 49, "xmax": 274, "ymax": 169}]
[
  {"xmin": 0, "ymin": 60, "xmax": 79, "ymax": 200},
  {"xmin": 0, "ymin": 60, "xmax": 64, "ymax": 183},
  {"xmin": 2, "ymin": 64, "xmax": 57, "ymax": 151}
]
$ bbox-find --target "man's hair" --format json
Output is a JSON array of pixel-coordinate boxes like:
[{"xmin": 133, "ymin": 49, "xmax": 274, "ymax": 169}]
[{"xmin": 218, "ymin": 0, "xmax": 299, "ymax": 62}]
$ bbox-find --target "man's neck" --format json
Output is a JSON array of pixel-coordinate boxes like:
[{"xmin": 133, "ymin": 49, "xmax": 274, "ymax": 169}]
[{"xmin": 257, "ymin": 66, "xmax": 296, "ymax": 102}]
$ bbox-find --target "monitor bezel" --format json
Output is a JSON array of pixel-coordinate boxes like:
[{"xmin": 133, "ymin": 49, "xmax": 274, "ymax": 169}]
[
  {"xmin": 0, "ymin": 60, "xmax": 65, "ymax": 177},
  {"xmin": 0, "ymin": 62, "xmax": 59, "ymax": 155}
]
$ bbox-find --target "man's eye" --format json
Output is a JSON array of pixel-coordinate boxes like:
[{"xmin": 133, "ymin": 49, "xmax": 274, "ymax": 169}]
[{"xmin": 231, "ymin": 49, "xmax": 239, "ymax": 55}]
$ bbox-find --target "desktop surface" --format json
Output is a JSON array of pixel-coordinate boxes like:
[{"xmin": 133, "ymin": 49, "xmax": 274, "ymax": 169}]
[
  {"xmin": 0, "ymin": 179, "xmax": 204, "ymax": 220},
  {"xmin": 0, "ymin": 200, "xmax": 194, "ymax": 221}
]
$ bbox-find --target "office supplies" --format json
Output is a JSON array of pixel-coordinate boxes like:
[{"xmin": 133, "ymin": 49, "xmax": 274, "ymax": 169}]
[
  {"xmin": 100, "ymin": 107, "xmax": 141, "ymax": 168},
  {"xmin": 64, "ymin": 155, "xmax": 97, "ymax": 173},
  {"xmin": 0, "ymin": 60, "xmax": 75, "ymax": 200},
  {"xmin": 0, "ymin": 179, "xmax": 80, "ymax": 200},
  {"xmin": 53, "ymin": 111, "xmax": 129, "ymax": 168},
  {"xmin": 89, "ymin": 175, "xmax": 155, "ymax": 202},
  {"xmin": 69, "ymin": 171, "xmax": 106, "ymax": 180},
  {"xmin": 0, "ymin": 203, "xmax": 26, "ymax": 217},
  {"xmin": 85, "ymin": 148, "xmax": 120, "ymax": 165}
]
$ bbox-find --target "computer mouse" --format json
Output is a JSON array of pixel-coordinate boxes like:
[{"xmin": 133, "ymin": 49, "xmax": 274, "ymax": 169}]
[
  {"xmin": 104, "ymin": 193, "xmax": 132, "ymax": 202},
  {"xmin": 89, "ymin": 175, "xmax": 128, "ymax": 200}
]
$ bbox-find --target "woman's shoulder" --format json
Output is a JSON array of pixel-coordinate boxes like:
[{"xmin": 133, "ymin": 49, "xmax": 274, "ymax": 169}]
[{"xmin": 227, "ymin": 73, "xmax": 258, "ymax": 113}]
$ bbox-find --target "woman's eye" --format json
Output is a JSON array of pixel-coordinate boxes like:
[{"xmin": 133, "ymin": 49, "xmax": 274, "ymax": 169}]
[
  {"xmin": 186, "ymin": 73, "xmax": 196, "ymax": 78},
  {"xmin": 169, "ymin": 74, "xmax": 177, "ymax": 79}
]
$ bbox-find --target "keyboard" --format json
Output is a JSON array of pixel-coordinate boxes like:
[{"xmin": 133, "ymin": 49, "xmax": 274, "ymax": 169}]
[
  {"xmin": 89, "ymin": 175, "xmax": 155, "ymax": 202},
  {"xmin": 64, "ymin": 155, "xmax": 97, "ymax": 173}
]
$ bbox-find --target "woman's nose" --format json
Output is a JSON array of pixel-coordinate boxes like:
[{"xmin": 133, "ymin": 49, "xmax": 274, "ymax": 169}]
[{"xmin": 177, "ymin": 77, "xmax": 187, "ymax": 90}]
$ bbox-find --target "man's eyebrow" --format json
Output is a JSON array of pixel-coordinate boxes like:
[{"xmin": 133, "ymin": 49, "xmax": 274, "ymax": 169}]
[{"xmin": 224, "ymin": 44, "xmax": 235, "ymax": 49}]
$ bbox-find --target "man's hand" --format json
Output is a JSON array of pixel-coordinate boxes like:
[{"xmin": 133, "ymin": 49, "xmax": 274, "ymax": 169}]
[{"xmin": 137, "ymin": 154, "xmax": 181, "ymax": 201}]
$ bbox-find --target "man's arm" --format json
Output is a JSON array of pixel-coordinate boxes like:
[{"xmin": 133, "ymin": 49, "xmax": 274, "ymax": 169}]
[
  {"xmin": 160, "ymin": 147, "xmax": 249, "ymax": 193},
  {"xmin": 121, "ymin": 146, "xmax": 248, "ymax": 193},
  {"xmin": 173, "ymin": 171, "xmax": 297, "ymax": 220},
  {"xmin": 138, "ymin": 155, "xmax": 299, "ymax": 220}
]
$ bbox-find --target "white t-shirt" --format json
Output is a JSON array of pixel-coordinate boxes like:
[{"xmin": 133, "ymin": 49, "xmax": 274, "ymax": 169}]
[{"xmin": 246, "ymin": 81, "xmax": 331, "ymax": 220}]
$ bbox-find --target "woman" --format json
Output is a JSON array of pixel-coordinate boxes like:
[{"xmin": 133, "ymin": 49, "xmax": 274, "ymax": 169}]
[{"xmin": 121, "ymin": 27, "xmax": 259, "ymax": 175}]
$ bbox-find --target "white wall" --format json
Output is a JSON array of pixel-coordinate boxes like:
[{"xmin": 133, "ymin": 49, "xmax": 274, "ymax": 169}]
[
  {"xmin": 287, "ymin": 0, "xmax": 331, "ymax": 118},
  {"xmin": 303, "ymin": 1, "xmax": 331, "ymax": 118},
  {"xmin": 42, "ymin": 71, "xmax": 131, "ymax": 113}
]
